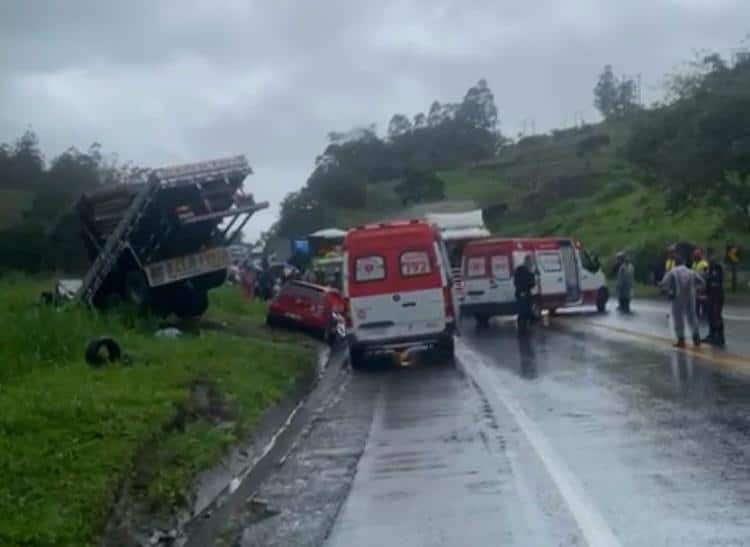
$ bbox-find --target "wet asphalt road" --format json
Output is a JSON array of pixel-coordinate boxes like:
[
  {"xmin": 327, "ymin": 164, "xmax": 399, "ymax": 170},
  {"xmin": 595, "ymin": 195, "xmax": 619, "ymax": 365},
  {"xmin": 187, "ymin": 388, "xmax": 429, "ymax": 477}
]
[{"xmin": 227, "ymin": 300, "xmax": 750, "ymax": 546}]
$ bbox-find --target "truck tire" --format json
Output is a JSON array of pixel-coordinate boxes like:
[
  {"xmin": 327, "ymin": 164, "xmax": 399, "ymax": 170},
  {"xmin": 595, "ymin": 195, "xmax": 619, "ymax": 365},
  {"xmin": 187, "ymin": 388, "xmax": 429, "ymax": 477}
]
[
  {"xmin": 125, "ymin": 271, "xmax": 151, "ymax": 310},
  {"xmin": 596, "ymin": 287, "xmax": 609, "ymax": 313},
  {"xmin": 85, "ymin": 337, "xmax": 122, "ymax": 367},
  {"xmin": 173, "ymin": 283, "xmax": 208, "ymax": 319},
  {"xmin": 349, "ymin": 345, "xmax": 366, "ymax": 371}
]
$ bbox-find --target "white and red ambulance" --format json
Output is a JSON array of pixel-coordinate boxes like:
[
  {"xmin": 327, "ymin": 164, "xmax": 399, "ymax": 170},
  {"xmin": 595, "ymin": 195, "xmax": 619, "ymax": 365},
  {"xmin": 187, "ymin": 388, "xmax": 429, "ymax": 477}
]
[
  {"xmin": 460, "ymin": 237, "xmax": 608, "ymax": 325},
  {"xmin": 342, "ymin": 220, "xmax": 457, "ymax": 368}
]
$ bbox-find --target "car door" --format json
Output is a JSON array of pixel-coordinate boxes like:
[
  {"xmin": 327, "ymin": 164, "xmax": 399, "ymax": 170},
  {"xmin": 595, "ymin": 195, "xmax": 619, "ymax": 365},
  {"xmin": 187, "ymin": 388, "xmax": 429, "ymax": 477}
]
[
  {"xmin": 490, "ymin": 252, "xmax": 514, "ymax": 299},
  {"xmin": 558, "ymin": 240, "xmax": 581, "ymax": 302},
  {"xmin": 535, "ymin": 250, "xmax": 566, "ymax": 296}
]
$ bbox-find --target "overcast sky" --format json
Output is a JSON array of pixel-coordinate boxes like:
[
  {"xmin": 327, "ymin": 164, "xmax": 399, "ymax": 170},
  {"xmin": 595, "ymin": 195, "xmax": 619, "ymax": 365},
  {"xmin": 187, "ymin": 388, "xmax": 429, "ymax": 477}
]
[{"xmin": 1, "ymin": 1, "xmax": 748, "ymax": 239}]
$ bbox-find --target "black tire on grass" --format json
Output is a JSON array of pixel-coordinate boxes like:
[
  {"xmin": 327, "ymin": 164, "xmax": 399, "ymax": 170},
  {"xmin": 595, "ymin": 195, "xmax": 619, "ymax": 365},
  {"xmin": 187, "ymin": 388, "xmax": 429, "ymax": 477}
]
[{"xmin": 85, "ymin": 337, "xmax": 122, "ymax": 367}]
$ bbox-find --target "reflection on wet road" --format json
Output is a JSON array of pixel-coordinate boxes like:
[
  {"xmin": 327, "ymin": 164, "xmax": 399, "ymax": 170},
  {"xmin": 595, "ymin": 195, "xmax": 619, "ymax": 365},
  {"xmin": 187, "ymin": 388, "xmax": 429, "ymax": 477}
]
[
  {"xmin": 459, "ymin": 310, "xmax": 750, "ymax": 546},
  {"xmin": 325, "ymin": 303, "xmax": 750, "ymax": 546}
]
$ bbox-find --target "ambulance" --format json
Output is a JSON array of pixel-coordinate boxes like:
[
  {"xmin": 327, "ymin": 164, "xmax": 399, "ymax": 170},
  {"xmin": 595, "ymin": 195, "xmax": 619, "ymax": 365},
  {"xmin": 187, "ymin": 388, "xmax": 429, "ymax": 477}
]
[
  {"xmin": 342, "ymin": 220, "xmax": 458, "ymax": 368},
  {"xmin": 460, "ymin": 237, "xmax": 608, "ymax": 325}
]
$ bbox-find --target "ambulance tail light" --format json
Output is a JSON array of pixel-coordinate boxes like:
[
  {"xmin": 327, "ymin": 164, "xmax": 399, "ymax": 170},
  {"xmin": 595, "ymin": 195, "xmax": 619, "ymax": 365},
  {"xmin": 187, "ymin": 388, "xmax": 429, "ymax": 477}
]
[
  {"xmin": 344, "ymin": 298, "xmax": 353, "ymax": 328},
  {"xmin": 444, "ymin": 285, "xmax": 455, "ymax": 322}
]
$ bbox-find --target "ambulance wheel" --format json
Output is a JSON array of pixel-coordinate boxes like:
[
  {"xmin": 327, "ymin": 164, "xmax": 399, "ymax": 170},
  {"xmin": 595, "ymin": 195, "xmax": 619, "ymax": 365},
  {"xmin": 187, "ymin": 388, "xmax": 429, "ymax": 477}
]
[
  {"xmin": 596, "ymin": 287, "xmax": 609, "ymax": 313},
  {"xmin": 531, "ymin": 299, "xmax": 542, "ymax": 320},
  {"xmin": 349, "ymin": 346, "xmax": 366, "ymax": 370},
  {"xmin": 436, "ymin": 335, "xmax": 455, "ymax": 365}
]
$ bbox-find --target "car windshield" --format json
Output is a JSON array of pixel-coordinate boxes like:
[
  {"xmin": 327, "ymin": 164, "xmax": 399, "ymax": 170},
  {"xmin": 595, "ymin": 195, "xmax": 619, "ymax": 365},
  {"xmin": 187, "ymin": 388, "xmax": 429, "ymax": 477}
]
[{"xmin": 5, "ymin": 3, "xmax": 750, "ymax": 546}]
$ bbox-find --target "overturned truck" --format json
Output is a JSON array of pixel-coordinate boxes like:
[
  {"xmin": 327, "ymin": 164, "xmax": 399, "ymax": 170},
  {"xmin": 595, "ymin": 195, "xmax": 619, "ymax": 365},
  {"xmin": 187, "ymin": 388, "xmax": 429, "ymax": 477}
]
[{"xmin": 76, "ymin": 155, "xmax": 268, "ymax": 317}]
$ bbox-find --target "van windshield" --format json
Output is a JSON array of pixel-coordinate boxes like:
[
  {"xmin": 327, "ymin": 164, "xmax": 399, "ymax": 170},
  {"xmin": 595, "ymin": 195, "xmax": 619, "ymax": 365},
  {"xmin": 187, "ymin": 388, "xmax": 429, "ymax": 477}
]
[{"xmin": 354, "ymin": 255, "xmax": 386, "ymax": 282}]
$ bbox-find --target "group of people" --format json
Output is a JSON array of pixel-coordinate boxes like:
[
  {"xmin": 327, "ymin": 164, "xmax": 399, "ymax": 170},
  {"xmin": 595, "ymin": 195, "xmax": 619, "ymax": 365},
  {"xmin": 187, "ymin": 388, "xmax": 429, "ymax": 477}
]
[
  {"xmin": 659, "ymin": 246, "xmax": 725, "ymax": 348},
  {"xmin": 518, "ymin": 245, "xmax": 726, "ymax": 349},
  {"xmin": 614, "ymin": 246, "xmax": 725, "ymax": 348}
]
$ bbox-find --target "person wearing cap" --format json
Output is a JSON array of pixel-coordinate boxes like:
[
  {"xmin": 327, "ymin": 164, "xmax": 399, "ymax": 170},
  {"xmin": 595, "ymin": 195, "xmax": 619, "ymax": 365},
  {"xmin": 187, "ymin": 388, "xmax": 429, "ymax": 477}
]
[
  {"xmin": 665, "ymin": 245, "xmax": 677, "ymax": 274},
  {"xmin": 616, "ymin": 252, "xmax": 634, "ymax": 313},
  {"xmin": 692, "ymin": 248, "xmax": 709, "ymax": 320}
]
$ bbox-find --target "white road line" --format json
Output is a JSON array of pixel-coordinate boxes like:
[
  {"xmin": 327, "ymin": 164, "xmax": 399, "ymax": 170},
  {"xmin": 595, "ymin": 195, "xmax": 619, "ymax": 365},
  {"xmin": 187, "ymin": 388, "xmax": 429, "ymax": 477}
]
[{"xmin": 456, "ymin": 340, "xmax": 622, "ymax": 547}]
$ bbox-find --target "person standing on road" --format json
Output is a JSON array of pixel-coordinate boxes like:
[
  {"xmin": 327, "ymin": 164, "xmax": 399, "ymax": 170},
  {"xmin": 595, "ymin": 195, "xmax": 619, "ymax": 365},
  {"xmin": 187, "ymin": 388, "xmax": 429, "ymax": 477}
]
[
  {"xmin": 514, "ymin": 255, "xmax": 536, "ymax": 334},
  {"xmin": 659, "ymin": 255, "xmax": 705, "ymax": 348},
  {"xmin": 692, "ymin": 248, "xmax": 709, "ymax": 320},
  {"xmin": 665, "ymin": 245, "xmax": 677, "ymax": 274},
  {"xmin": 703, "ymin": 247, "xmax": 725, "ymax": 347},
  {"xmin": 616, "ymin": 252, "xmax": 634, "ymax": 313}
]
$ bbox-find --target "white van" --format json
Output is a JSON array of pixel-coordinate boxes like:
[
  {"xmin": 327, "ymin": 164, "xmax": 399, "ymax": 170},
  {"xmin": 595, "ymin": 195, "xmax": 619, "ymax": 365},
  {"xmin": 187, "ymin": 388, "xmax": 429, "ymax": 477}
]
[
  {"xmin": 461, "ymin": 237, "xmax": 608, "ymax": 325},
  {"xmin": 342, "ymin": 220, "xmax": 457, "ymax": 368}
]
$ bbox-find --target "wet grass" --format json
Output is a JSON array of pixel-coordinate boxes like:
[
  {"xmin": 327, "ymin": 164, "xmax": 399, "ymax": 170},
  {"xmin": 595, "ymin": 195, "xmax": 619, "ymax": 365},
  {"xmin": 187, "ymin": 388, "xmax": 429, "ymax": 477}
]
[{"xmin": 0, "ymin": 277, "xmax": 314, "ymax": 547}]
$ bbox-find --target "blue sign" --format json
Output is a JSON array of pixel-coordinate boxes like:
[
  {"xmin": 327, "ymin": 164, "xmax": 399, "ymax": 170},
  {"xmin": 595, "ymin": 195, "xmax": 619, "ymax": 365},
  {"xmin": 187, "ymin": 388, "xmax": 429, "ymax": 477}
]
[{"xmin": 291, "ymin": 239, "xmax": 310, "ymax": 255}]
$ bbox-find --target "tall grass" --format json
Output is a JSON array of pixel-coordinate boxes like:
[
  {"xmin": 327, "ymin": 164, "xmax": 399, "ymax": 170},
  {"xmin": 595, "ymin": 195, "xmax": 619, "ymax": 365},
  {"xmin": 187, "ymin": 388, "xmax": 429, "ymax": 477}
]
[{"xmin": 0, "ymin": 277, "xmax": 314, "ymax": 547}]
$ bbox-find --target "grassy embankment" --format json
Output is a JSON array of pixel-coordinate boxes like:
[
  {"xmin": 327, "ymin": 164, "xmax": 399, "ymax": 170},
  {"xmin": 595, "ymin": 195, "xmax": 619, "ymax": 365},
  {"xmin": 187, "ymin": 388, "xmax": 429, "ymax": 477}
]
[
  {"xmin": 0, "ymin": 277, "xmax": 314, "ymax": 547},
  {"xmin": 323, "ymin": 119, "xmax": 747, "ymax": 291}
]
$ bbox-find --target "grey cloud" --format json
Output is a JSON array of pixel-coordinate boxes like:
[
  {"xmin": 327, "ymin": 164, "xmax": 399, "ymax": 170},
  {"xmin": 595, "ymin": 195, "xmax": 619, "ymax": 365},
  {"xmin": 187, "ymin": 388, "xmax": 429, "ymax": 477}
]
[{"xmin": 1, "ymin": 0, "xmax": 749, "ymax": 239}]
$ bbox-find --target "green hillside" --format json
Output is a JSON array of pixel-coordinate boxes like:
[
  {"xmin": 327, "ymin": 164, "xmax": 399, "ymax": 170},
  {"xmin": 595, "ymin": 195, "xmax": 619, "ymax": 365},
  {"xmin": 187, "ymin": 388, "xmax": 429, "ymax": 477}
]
[{"xmin": 315, "ymin": 116, "xmax": 743, "ymax": 282}]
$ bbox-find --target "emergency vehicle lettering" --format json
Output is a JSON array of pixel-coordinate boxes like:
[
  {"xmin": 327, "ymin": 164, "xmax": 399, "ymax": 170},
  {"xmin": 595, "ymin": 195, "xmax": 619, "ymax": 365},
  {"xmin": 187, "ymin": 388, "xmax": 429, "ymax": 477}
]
[{"xmin": 400, "ymin": 251, "xmax": 432, "ymax": 276}]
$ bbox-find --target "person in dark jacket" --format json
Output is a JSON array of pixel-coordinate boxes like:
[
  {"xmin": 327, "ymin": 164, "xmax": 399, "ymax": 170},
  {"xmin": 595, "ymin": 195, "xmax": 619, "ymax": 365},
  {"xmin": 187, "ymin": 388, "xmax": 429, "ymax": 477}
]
[
  {"xmin": 514, "ymin": 255, "xmax": 536, "ymax": 334},
  {"xmin": 703, "ymin": 247, "xmax": 725, "ymax": 347}
]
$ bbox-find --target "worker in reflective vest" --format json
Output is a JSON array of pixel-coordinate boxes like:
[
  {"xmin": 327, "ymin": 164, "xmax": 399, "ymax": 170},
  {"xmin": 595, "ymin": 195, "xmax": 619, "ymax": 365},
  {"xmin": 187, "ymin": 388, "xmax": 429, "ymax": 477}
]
[{"xmin": 692, "ymin": 248, "xmax": 709, "ymax": 319}]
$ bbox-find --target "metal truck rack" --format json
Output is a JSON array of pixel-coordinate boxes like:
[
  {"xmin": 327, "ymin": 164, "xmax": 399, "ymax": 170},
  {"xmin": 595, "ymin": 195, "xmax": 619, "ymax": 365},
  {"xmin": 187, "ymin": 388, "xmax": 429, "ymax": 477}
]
[{"xmin": 75, "ymin": 155, "xmax": 268, "ymax": 316}]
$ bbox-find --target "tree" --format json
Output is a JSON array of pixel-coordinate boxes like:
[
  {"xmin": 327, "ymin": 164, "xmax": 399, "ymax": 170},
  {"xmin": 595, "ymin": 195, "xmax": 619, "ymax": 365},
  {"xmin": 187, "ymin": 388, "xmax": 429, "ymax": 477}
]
[
  {"xmin": 394, "ymin": 171, "xmax": 445, "ymax": 205},
  {"xmin": 594, "ymin": 65, "xmax": 618, "ymax": 119},
  {"xmin": 413, "ymin": 113, "xmax": 427, "ymax": 129},
  {"xmin": 717, "ymin": 171, "xmax": 750, "ymax": 228},
  {"xmin": 615, "ymin": 78, "xmax": 639, "ymax": 117},
  {"xmin": 576, "ymin": 134, "xmax": 611, "ymax": 170},
  {"xmin": 458, "ymin": 78, "xmax": 499, "ymax": 131},
  {"xmin": 662, "ymin": 52, "xmax": 729, "ymax": 105},
  {"xmin": 427, "ymin": 101, "xmax": 444, "ymax": 127},
  {"xmin": 387, "ymin": 114, "xmax": 412, "ymax": 139}
]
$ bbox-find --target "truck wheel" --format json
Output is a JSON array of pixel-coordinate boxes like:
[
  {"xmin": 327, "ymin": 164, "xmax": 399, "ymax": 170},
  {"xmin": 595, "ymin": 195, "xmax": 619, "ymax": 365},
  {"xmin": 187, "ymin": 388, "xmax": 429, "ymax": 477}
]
[
  {"xmin": 349, "ymin": 346, "xmax": 366, "ymax": 371},
  {"xmin": 85, "ymin": 337, "xmax": 122, "ymax": 367},
  {"xmin": 596, "ymin": 287, "xmax": 609, "ymax": 313},
  {"xmin": 475, "ymin": 315, "xmax": 490, "ymax": 328},
  {"xmin": 173, "ymin": 283, "xmax": 208, "ymax": 318},
  {"xmin": 125, "ymin": 271, "xmax": 151, "ymax": 310}
]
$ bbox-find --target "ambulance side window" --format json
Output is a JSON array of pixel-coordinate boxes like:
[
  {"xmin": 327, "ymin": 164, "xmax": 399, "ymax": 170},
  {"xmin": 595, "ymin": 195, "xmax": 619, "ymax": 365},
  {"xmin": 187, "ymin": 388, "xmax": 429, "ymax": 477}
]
[
  {"xmin": 581, "ymin": 248, "xmax": 601, "ymax": 273},
  {"xmin": 490, "ymin": 255, "xmax": 511, "ymax": 280},
  {"xmin": 466, "ymin": 256, "xmax": 487, "ymax": 278},
  {"xmin": 538, "ymin": 252, "xmax": 562, "ymax": 272}
]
